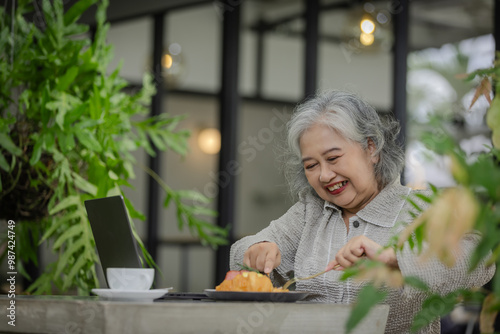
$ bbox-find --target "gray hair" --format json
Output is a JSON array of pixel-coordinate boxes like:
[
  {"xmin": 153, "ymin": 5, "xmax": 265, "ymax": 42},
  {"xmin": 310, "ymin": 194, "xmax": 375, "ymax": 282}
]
[{"xmin": 282, "ymin": 90, "xmax": 405, "ymax": 199}]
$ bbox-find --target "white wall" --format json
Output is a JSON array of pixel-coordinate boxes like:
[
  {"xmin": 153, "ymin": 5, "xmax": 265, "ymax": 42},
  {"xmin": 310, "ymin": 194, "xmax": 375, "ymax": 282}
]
[{"xmin": 318, "ymin": 42, "xmax": 392, "ymax": 109}]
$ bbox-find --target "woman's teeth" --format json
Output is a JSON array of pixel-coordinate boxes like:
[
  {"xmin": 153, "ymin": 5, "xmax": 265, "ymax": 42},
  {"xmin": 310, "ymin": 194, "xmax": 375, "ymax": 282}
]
[{"xmin": 328, "ymin": 181, "xmax": 347, "ymax": 191}]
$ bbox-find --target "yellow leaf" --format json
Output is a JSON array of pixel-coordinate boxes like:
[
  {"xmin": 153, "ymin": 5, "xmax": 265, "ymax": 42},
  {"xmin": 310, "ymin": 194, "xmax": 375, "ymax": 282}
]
[
  {"xmin": 487, "ymin": 97, "xmax": 500, "ymax": 131},
  {"xmin": 492, "ymin": 130, "xmax": 500, "ymax": 149},
  {"xmin": 423, "ymin": 188, "xmax": 478, "ymax": 266},
  {"xmin": 454, "ymin": 73, "xmax": 469, "ymax": 80},
  {"xmin": 355, "ymin": 265, "xmax": 404, "ymax": 288},
  {"xmin": 449, "ymin": 154, "xmax": 468, "ymax": 184},
  {"xmin": 480, "ymin": 293, "xmax": 499, "ymax": 334},
  {"xmin": 403, "ymin": 188, "xmax": 479, "ymax": 267},
  {"xmin": 469, "ymin": 77, "xmax": 492, "ymax": 109}
]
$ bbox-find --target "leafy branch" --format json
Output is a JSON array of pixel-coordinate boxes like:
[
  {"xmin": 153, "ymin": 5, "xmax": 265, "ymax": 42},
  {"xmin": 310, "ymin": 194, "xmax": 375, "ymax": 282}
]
[
  {"xmin": 141, "ymin": 163, "xmax": 229, "ymax": 248},
  {"xmin": 0, "ymin": 0, "xmax": 227, "ymax": 295},
  {"xmin": 342, "ymin": 57, "xmax": 500, "ymax": 333}
]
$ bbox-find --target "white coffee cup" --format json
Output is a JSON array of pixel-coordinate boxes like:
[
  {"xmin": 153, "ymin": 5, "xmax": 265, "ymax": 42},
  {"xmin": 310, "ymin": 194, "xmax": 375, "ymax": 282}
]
[{"xmin": 106, "ymin": 268, "xmax": 154, "ymax": 290}]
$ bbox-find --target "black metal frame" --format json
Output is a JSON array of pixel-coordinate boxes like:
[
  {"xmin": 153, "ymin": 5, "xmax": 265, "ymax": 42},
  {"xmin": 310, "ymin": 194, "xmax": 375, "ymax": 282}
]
[
  {"xmin": 392, "ymin": 0, "xmax": 409, "ymax": 149},
  {"xmin": 304, "ymin": 0, "xmax": 319, "ymax": 99},
  {"xmin": 146, "ymin": 13, "xmax": 165, "ymax": 264},
  {"xmin": 215, "ymin": 0, "xmax": 241, "ymax": 285},
  {"xmin": 495, "ymin": 0, "xmax": 500, "ymax": 53}
]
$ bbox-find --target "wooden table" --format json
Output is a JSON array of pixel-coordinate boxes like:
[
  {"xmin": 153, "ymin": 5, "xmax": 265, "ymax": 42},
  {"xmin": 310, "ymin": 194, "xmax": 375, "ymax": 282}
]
[{"xmin": 0, "ymin": 295, "xmax": 389, "ymax": 334}]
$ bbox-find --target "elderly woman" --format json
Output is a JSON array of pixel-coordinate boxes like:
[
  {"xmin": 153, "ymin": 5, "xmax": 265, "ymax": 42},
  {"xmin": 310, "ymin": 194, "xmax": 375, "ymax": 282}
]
[{"xmin": 229, "ymin": 90, "xmax": 494, "ymax": 334}]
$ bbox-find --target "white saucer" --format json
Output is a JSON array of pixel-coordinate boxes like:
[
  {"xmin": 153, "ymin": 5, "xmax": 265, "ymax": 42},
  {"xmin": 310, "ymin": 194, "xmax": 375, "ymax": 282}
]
[{"xmin": 91, "ymin": 288, "xmax": 171, "ymax": 301}]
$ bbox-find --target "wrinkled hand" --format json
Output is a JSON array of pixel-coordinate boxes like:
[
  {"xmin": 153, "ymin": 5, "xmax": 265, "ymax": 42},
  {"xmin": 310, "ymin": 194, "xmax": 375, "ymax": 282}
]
[
  {"xmin": 243, "ymin": 242, "xmax": 281, "ymax": 274},
  {"xmin": 325, "ymin": 236, "xmax": 399, "ymax": 271}
]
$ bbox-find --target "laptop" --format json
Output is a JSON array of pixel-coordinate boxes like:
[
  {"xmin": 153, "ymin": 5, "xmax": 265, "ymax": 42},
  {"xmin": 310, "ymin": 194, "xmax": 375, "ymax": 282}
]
[
  {"xmin": 84, "ymin": 195, "xmax": 143, "ymax": 287},
  {"xmin": 84, "ymin": 195, "xmax": 208, "ymax": 300}
]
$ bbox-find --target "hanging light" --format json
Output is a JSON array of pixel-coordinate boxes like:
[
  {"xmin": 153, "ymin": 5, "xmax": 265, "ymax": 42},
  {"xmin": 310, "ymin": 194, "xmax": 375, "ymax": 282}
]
[
  {"xmin": 360, "ymin": 17, "xmax": 375, "ymax": 34},
  {"xmin": 340, "ymin": 2, "xmax": 392, "ymax": 53},
  {"xmin": 162, "ymin": 53, "xmax": 173, "ymax": 69},
  {"xmin": 360, "ymin": 32, "xmax": 375, "ymax": 46},
  {"xmin": 198, "ymin": 128, "xmax": 221, "ymax": 154},
  {"xmin": 161, "ymin": 43, "xmax": 185, "ymax": 87},
  {"xmin": 146, "ymin": 42, "xmax": 185, "ymax": 88}
]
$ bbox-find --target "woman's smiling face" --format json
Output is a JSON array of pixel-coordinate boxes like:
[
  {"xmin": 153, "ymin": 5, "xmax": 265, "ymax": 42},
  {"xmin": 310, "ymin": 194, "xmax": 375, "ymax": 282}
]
[{"xmin": 300, "ymin": 123, "xmax": 380, "ymax": 215}]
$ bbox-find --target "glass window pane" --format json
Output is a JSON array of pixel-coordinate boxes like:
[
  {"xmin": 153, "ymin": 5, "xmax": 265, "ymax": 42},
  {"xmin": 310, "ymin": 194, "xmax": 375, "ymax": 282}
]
[
  {"xmin": 107, "ymin": 17, "xmax": 153, "ymax": 83},
  {"xmin": 405, "ymin": 0, "xmax": 494, "ymax": 189},
  {"xmin": 318, "ymin": 1, "xmax": 393, "ymax": 109}
]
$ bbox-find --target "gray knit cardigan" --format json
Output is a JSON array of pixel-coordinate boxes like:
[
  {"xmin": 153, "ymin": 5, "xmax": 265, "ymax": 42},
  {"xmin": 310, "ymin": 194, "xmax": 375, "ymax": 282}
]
[{"xmin": 230, "ymin": 182, "xmax": 495, "ymax": 334}]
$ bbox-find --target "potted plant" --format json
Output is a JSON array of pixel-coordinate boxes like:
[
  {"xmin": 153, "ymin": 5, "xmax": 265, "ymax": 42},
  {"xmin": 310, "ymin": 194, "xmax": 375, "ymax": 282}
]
[{"xmin": 0, "ymin": 0, "xmax": 228, "ymax": 295}]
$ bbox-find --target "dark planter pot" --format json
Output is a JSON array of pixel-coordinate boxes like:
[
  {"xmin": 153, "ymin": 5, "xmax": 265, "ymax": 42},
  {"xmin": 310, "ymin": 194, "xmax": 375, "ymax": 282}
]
[{"xmin": 0, "ymin": 122, "xmax": 54, "ymax": 221}]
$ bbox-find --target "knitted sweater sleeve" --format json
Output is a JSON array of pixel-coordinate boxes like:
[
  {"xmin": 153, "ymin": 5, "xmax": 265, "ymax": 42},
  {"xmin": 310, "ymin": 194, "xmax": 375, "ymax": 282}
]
[{"xmin": 229, "ymin": 199, "xmax": 308, "ymax": 282}]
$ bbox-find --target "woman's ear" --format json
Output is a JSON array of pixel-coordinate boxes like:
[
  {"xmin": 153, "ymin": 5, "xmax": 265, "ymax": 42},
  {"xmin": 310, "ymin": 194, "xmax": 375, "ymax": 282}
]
[{"xmin": 367, "ymin": 138, "xmax": 379, "ymax": 164}]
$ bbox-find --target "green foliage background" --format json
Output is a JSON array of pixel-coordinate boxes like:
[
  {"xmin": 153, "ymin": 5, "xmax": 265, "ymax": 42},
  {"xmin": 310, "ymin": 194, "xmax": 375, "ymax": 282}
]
[
  {"xmin": 0, "ymin": 0, "xmax": 227, "ymax": 295},
  {"xmin": 341, "ymin": 59, "xmax": 500, "ymax": 333}
]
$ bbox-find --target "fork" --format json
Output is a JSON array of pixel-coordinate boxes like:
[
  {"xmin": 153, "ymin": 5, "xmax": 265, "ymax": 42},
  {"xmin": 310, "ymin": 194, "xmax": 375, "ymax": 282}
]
[{"xmin": 282, "ymin": 265, "xmax": 339, "ymax": 290}]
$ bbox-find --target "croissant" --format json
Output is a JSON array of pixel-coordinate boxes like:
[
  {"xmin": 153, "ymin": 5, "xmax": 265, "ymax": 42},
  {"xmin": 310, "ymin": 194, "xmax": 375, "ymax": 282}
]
[{"xmin": 216, "ymin": 271, "xmax": 288, "ymax": 292}]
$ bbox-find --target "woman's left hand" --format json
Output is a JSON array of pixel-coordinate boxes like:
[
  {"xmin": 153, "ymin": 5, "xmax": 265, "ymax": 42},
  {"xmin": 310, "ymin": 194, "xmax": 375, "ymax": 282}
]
[{"xmin": 325, "ymin": 236, "xmax": 399, "ymax": 271}]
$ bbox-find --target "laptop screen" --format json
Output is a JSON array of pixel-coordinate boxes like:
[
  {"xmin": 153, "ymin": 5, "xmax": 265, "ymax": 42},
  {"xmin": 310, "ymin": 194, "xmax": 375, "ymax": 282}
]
[{"xmin": 84, "ymin": 195, "xmax": 143, "ymax": 286}]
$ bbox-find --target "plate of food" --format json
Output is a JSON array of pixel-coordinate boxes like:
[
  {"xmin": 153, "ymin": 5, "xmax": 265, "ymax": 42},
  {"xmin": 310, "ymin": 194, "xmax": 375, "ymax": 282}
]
[
  {"xmin": 205, "ymin": 270, "xmax": 309, "ymax": 302},
  {"xmin": 204, "ymin": 289, "xmax": 309, "ymax": 302}
]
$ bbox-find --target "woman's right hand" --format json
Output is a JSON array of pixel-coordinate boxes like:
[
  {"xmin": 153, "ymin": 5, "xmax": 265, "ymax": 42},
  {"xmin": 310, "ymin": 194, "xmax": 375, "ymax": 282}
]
[{"xmin": 243, "ymin": 242, "xmax": 281, "ymax": 274}]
